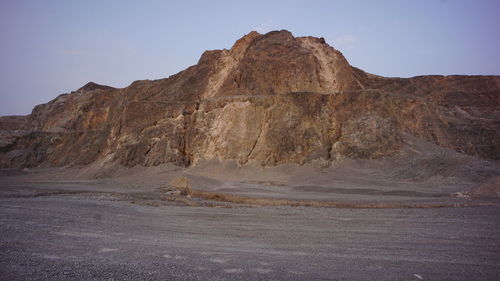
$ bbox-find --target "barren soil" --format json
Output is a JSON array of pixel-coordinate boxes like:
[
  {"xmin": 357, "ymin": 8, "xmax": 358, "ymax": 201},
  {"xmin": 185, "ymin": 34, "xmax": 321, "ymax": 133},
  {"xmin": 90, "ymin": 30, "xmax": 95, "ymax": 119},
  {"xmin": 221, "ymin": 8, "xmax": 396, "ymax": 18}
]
[
  {"xmin": 0, "ymin": 189, "xmax": 499, "ymax": 280},
  {"xmin": 1, "ymin": 149, "xmax": 500, "ymax": 280}
]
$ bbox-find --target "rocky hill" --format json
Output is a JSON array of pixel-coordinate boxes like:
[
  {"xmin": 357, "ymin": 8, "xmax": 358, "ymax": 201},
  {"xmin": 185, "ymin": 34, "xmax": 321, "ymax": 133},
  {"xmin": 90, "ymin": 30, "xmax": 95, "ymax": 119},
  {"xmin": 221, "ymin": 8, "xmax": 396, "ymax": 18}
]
[{"xmin": 1, "ymin": 30, "xmax": 499, "ymax": 168}]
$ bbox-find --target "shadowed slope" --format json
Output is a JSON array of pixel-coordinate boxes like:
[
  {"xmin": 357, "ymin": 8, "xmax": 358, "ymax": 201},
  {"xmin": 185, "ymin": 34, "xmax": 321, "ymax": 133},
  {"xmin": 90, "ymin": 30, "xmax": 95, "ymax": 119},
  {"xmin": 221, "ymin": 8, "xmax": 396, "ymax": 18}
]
[{"xmin": 0, "ymin": 30, "xmax": 499, "ymax": 169}]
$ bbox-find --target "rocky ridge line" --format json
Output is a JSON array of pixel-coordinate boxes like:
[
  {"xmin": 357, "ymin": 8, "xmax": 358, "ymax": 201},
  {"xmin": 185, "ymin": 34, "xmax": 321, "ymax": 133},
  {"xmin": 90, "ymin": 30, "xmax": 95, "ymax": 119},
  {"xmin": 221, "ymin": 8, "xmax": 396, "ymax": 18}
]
[{"xmin": 0, "ymin": 30, "xmax": 499, "ymax": 168}]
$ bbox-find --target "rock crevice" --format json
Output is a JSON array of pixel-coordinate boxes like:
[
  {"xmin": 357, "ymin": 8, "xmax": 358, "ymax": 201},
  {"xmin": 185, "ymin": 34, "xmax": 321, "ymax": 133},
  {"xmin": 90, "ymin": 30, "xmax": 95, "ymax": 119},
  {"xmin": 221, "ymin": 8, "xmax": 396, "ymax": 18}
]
[{"xmin": 0, "ymin": 30, "xmax": 499, "ymax": 168}]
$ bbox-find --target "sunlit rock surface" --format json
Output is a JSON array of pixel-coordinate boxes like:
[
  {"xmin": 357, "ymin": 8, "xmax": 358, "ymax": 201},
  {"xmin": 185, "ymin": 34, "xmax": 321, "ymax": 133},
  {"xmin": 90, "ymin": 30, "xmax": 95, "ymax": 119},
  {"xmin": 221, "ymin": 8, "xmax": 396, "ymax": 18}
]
[{"xmin": 1, "ymin": 30, "xmax": 499, "ymax": 168}]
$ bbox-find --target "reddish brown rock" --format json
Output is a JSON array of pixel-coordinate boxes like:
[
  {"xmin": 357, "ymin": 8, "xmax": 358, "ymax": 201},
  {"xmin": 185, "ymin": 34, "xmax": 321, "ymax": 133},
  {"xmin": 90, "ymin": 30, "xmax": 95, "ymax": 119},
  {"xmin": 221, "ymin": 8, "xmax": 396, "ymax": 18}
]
[{"xmin": 0, "ymin": 30, "xmax": 499, "ymax": 168}]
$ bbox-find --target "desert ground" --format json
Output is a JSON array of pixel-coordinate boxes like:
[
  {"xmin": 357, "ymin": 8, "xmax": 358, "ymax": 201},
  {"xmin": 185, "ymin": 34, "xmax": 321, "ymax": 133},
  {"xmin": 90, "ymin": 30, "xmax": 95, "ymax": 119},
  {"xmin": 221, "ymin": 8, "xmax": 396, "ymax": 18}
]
[{"xmin": 1, "ymin": 138, "xmax": 500, "ymax": 281}]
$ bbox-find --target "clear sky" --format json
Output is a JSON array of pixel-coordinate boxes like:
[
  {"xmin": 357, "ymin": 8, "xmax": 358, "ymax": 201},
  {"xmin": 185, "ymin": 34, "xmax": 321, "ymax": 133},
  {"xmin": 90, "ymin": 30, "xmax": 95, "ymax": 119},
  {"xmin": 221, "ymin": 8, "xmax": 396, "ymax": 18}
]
[{"xmin": 1, "ymin": 0, "xmax": 499, "ymax": 116}]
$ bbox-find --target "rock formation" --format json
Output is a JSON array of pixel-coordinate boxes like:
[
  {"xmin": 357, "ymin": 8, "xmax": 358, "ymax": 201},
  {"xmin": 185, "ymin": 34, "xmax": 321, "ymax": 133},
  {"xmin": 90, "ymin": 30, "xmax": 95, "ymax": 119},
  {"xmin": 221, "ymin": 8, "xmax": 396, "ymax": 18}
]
[{"xmin": 1, "ymin": 30, "xmax": 499, "ymax": 168}]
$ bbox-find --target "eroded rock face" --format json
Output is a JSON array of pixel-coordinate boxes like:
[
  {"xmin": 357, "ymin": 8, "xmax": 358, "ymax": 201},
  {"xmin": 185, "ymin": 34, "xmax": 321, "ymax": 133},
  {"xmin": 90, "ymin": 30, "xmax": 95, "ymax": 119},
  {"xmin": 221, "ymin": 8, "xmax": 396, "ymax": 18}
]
[{"xmin": 0, "ymin": 30, "xmax": 499, "ymax": 168}]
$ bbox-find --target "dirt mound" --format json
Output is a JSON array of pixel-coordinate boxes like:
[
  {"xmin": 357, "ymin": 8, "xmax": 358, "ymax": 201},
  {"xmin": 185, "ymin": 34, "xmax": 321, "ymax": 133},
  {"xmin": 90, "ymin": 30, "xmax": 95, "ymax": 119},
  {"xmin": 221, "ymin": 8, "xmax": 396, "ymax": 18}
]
[
  {"xmin": 169, "ymin": 176, "xmax": 193, "ymax": 196},
  {"xmin": 469, "ymin": 176, "xmax": 500, "ymax": 198}
]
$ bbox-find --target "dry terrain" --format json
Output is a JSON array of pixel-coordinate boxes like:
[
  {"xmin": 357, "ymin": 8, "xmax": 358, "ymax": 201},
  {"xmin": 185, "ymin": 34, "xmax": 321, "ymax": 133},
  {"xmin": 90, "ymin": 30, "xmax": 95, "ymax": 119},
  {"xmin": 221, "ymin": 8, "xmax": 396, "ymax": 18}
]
[
  {"xmin": 1, "ymin": 29, "xmax": 499, "ymax": 280},
  {"xmin": 1, "ymin": 137, "xmax": 500, "ymax": 280}
]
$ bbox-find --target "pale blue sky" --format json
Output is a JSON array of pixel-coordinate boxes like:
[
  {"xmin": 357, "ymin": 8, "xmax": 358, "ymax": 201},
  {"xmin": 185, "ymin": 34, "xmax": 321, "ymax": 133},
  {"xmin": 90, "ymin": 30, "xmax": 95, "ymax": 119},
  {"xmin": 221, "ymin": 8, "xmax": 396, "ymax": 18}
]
[{"xmin": 1, "ymin": 0, "xmax": 499, "ymax": 116}]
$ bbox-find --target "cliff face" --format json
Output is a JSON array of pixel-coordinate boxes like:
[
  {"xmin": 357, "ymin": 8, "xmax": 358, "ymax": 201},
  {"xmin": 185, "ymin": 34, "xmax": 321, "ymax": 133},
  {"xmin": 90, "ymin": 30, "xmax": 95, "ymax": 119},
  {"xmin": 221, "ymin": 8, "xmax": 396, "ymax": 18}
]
[{"xmin": 1, "ymin": 30, "xmax": 499, "ymax": 168}]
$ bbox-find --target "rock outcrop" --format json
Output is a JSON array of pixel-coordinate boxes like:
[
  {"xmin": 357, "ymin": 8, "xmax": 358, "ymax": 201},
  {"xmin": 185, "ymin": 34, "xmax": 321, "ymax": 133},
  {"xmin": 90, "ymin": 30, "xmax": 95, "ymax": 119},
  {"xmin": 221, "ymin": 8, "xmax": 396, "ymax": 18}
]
[{"xmin": 1, "ymin": 30, "xmax": 499, "ymax": 168}]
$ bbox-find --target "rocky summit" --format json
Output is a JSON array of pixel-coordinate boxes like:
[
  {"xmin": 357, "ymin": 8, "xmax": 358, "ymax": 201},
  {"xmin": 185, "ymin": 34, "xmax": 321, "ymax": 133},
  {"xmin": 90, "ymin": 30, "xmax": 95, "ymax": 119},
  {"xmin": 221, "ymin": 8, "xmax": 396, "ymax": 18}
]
[{"xmin": 0, "ymin": 30, "xmax": 499, "ymax": 168}]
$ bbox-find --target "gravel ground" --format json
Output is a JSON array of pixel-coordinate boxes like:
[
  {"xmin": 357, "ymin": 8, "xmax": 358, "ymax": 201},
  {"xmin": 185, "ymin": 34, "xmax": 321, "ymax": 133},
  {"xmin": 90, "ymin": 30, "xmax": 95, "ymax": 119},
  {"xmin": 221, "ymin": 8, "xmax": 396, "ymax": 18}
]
[{"xmin": 0, "ymin": 190, "xmax": 499, "ymax": 280}]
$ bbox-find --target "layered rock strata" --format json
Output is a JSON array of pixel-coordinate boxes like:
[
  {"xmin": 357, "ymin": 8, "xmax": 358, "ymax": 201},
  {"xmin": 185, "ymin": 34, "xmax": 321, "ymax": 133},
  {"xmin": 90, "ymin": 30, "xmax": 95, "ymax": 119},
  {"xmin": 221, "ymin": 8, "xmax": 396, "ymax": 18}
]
[{"xmin": 1, "ymin": 30, "xmax": 499, "ymax": 168}]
